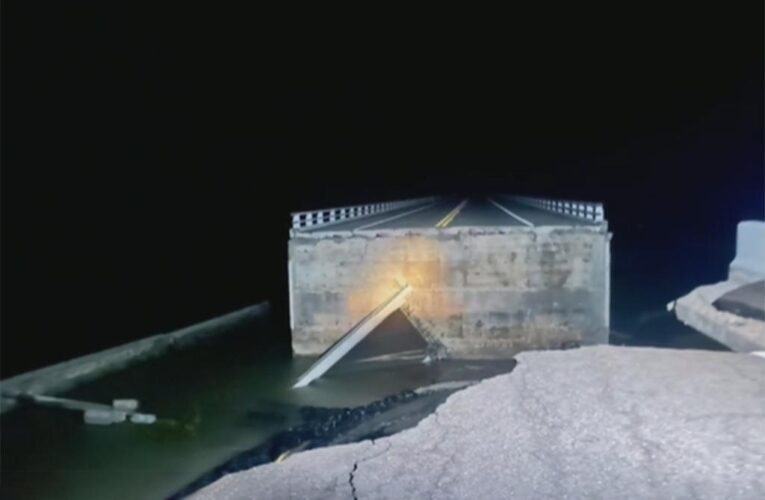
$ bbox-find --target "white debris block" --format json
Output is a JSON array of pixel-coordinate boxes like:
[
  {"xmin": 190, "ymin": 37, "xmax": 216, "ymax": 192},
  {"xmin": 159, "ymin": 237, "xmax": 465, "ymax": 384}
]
[
  {"xmin": 112, "ymin": 399, "xmax": 139, "ymax": 411},
  {"xmin": 84, "ymin": 409, "xmax": 125, "ymax": 425},
  {"xmin": 130, "ymin": 413, "xmax": 157, "ymax": 425}
]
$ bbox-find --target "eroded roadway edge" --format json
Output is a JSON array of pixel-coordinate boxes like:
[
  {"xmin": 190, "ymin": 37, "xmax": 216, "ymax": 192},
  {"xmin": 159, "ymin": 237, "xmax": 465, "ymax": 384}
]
[{"xmin": 191, "ymin": 345, "xmax": 765, "ymax": 500}]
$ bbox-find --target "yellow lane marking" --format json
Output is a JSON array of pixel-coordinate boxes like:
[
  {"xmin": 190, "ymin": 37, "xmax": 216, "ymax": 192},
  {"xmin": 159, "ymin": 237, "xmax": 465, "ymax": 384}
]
[
  {"xmin": 435, "ymin": 199, "xmax": 468, "ymax": 228},
  {"xmin": 276, "ymin": 441, "xmax": 312, "ymax": 463}
]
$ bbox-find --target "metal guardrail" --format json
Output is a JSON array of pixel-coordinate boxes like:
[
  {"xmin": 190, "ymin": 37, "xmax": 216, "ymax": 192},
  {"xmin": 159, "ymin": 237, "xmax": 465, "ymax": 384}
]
[
  {"xmin": 511, "ymin": 196, "xmax": 604, "ymax": 223},
  {"xmin": 291, "ymin": 197, "xmax": 437, "ymax": 231}
]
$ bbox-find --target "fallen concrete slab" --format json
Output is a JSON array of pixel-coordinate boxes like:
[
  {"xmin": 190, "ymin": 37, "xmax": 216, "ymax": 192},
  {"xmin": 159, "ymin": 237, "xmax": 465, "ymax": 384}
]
[
  {"xmin": 713, "ymin": 280, "xmax": 765, "ymax": 321},
  {"xmin": 674, "ymin": 280, "xmax": 765, "ymax": 351},
  {"xmin": 191, "ymin": 346, "xmax": 765, "ymax": 500}
]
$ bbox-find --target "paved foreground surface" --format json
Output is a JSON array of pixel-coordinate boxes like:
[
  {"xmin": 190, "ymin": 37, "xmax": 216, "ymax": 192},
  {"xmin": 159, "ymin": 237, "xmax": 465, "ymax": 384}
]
[{"xmin": 192, "ymin": 346, "xmax": 765, "ymax": 499}]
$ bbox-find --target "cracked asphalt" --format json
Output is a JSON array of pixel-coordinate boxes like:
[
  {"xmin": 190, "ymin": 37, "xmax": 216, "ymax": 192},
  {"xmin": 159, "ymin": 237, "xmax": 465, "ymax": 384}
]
[{"xmin": 191, "ymin": 346, "xmax": 765, "ymax": 499}]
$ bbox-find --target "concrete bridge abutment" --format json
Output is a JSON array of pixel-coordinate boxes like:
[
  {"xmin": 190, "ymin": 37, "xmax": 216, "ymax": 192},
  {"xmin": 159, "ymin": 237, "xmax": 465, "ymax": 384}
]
[{"xmin": 289, "ymin": 215, "xmax": 610, "ymax": 358}]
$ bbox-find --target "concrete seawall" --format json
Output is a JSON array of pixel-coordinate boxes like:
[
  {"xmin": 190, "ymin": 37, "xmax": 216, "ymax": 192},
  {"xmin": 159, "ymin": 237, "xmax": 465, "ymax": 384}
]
[
  {"xmin": 290, "ymin": 226, "xmax": 610, "ymax": 357},
  {"xmin": 0, "ymin": 302, "xmax": 270, "ymax": 413}
]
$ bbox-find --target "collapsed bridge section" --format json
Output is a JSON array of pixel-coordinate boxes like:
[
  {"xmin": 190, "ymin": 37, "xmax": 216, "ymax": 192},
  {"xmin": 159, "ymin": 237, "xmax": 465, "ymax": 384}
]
[{"xmin": 288, "ymin": 196, "xmax": 611, "ymax": 359}]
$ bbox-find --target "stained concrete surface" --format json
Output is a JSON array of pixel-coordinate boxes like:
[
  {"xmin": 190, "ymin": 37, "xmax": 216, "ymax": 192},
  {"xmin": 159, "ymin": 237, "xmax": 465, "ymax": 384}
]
[
  {"xmin": 192, "ymin": 346, "xmax": 765, "ymax": 500},
  {"xmin": 290, "ymin": 227, "xmax": 610, "ymax": 357}
]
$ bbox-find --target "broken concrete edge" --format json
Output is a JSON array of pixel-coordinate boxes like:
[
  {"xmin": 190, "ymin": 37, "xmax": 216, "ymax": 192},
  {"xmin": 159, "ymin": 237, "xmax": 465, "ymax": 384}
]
[
  {"xmin": 0, "ymin": 302, "xmax": 271, "ymax": 414},
  {"xmin": 291, "ymin": 223, "xmax": 609, "ymax": 239},
  {"xmin": 190, "ymin": 346, "xmax": 765, "ymax": 500},
  {"xmin": 400, "ymin": 305, "xmax": 450, "ymax": 360},
  {"xmin": 673, "ymin": 280, "xmax": 765, "ymax": 352}
]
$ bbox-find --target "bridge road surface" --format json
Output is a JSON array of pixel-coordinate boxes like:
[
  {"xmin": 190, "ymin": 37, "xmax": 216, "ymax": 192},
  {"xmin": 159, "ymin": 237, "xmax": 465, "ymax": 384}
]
[{"xmin": 306, "ymin": 197, "xmax": 596, "ymax": 232}]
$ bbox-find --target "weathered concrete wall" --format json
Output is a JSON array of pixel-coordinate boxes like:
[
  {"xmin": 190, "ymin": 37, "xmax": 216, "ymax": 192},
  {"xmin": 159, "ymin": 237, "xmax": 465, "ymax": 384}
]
[
  {"xmin": 289, "ymin": 227, "xmax": 610, "ymax": 358},
  {"xmin": 729, "ymin": 220, "xmax": 765, "ymax": 283}
]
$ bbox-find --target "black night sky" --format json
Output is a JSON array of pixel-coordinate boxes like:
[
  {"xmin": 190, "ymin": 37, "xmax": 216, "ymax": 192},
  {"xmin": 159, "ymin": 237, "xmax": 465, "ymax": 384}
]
[{"xmin": 2, "ymin": 5, "xmax": 763, "ymax": 376}]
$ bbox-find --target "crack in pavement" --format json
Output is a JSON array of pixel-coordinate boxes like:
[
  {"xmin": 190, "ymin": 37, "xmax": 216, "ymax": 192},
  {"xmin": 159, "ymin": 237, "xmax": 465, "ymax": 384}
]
[
  {"xmin": 348, "ymin": 463, "xmax": 358, "ymax": 500},
  {"xmin": 348, "ymin": 440, "xmax": 393, "ymax": 499},
  {"xmin": 428, "ymin": 409, "xmax": 459, "ymax": 499}
]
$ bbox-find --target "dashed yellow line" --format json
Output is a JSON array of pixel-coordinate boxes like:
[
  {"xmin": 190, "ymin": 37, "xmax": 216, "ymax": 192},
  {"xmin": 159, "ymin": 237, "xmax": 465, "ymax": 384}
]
[{"xmin": 435, "ymin": 199, "xmax": 468, "ymax": 228}]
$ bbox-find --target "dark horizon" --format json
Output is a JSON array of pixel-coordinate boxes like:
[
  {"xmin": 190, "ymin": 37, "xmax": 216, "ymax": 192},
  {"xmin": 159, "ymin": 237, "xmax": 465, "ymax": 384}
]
[{"xmin": 2, "ymin": 5, "xmax": 764, "ymax": 376}]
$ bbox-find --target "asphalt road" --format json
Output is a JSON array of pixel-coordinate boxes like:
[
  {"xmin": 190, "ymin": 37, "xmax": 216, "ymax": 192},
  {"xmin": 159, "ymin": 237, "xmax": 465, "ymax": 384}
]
[{"xmin": 307, "ymin": 197, "xmax": 596, "ymax": 232}]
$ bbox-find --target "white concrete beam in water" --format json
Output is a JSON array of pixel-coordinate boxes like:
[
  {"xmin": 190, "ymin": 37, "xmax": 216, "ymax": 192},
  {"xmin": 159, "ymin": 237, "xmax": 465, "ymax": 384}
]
[
  {"xmin": 5, "ymin": 393, "xmax": 157, "ymax": 425},
  {"xmin": 293, "ymin": 285, "xmax": 413, "ymax": 388}
]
